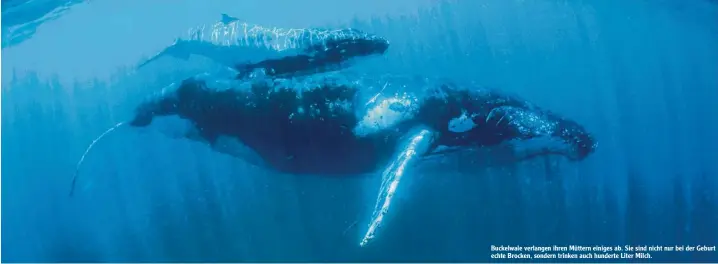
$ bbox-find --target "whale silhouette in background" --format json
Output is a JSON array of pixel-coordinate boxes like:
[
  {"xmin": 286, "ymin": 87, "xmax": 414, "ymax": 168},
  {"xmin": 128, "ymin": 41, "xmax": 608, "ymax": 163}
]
[{"xmin": 138, "ymin": 14, "xmax": 390, "ymax": 79}]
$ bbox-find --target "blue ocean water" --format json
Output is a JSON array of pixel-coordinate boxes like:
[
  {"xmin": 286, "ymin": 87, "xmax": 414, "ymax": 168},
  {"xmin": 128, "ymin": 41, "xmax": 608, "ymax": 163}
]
[{"xmin": 2, "ymin": 0, "xmax": 717, "ymax": 262}]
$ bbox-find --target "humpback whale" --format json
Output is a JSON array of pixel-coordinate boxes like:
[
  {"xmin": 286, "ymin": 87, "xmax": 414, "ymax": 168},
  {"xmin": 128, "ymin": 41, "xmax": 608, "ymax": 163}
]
[
  {"xmin": 138, "ymin": 14, "xmax": 389, "ymax": 78},
  {"xmin": 70, "ymin": 70, "xmax": 596, "ymax": 247}
]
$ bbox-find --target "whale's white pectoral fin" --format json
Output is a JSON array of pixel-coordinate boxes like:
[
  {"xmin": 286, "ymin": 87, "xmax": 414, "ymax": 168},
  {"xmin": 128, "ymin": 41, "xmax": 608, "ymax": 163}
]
[{"xmin": 359, "ymin": 127, "xmax": 436, "ymax": 247}]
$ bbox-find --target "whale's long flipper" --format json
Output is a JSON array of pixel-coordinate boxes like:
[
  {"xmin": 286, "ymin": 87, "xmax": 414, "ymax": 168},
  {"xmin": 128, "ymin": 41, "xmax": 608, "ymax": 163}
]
[{"xmin": 360, "ymin": 127, "xmax": 436, "ymax": 247}]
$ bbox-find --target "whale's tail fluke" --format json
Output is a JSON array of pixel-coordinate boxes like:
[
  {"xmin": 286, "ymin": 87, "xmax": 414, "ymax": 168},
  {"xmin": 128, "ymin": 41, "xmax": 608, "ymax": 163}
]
[{"xmin": 69, "ymin": 121, "xmax": 127, "ymax": 197}]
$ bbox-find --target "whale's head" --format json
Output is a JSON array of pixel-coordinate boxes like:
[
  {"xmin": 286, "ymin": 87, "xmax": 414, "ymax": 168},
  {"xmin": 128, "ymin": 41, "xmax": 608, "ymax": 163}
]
[
  {"xmin": 308, "ymin": 28, "xmax": 389, "ymax": 60},
  {"xmin": 480, "ymin": 104, "xmax": 597, "ymax": 161},
  {"xmin": 421, "ymin": 84, "xmax": 597, "ymax": 162},
  {"xmin": 494, "ymin": 106, "xmax": 597, "ymax": 161},
  {"xmin": 336, "ymin": 28, "xmax": 390, "ymax": 55},
  {"xmin": 551, "ymin": 114, "xmax": 597, "ymax": 160}
]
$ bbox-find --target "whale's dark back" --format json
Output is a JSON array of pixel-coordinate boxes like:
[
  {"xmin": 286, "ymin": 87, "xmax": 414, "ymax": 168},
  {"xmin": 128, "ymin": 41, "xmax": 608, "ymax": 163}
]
[
  {"xmin": 234, "ymin": 28, "xmax": 389, "ymax": 79},
  {"xmin": 135, "ymin": 78, "xmax": 400, "ymax": 175}
]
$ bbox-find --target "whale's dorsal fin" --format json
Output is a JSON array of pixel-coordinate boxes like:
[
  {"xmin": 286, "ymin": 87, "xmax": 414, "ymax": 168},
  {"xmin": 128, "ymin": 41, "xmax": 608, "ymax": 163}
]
[{"xmin": 221, "ymin": 13, "xmax": 239, "ymax": 24}]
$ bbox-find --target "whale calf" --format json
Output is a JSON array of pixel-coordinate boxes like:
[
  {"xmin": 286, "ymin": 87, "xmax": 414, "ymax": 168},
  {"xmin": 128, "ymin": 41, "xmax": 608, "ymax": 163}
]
[
  {"xmin": 71, "ymin": 71, "xmax": 596, "ymax": 247},
  {"xmin": 139, "ymin": 14, "xmax": 389, "ymax": 78}
]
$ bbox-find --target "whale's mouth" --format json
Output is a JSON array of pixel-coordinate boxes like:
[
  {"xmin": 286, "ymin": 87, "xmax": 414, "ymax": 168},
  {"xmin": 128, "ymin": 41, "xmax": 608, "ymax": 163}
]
[
  {"xmin": 508, "ymin": 136, "xmax": 589, "ymax": 161},
  {"xmin": 423, "ymin": 136, "xmax": 591, "ymax": 168}
]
